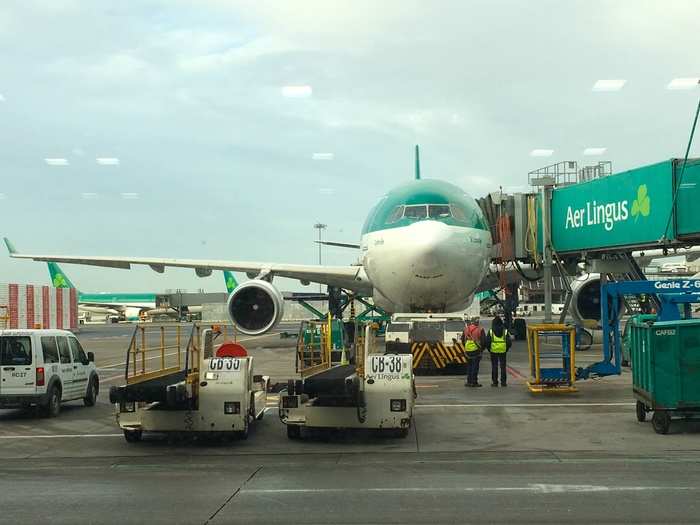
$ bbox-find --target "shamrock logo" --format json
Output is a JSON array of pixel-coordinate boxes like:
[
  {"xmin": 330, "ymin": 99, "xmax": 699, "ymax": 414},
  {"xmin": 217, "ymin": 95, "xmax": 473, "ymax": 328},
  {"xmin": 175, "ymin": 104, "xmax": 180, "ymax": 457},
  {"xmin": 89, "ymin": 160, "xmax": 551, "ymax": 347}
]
[
  {"xmin": 53, "ymin": 274, "xmax": 67, "ymax": 287},
  {"xmin": 226, "ymin": 276, "xmax": 236, "ymax": 290},
  {"xmin": 631, "ymin": 184, "xmax": 650, "ymax": 221}
]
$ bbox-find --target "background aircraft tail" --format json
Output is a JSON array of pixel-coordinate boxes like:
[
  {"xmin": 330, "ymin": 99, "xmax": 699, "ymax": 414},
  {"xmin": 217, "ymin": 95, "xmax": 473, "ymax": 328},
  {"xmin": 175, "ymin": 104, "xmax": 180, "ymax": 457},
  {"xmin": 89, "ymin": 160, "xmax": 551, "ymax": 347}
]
[
  {"xmin": 47, "ymin": 261, "xmax": 77, "ymax": 289},
  {"xmin": 224, "ymin": 271, "xmax": 238, "ymax": 293}
]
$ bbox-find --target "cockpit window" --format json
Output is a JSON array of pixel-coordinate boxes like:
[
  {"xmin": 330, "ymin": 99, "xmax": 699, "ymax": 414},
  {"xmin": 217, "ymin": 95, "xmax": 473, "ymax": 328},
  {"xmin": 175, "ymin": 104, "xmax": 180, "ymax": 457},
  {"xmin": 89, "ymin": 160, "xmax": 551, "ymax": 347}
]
[
  {"xmin": 450, "ymin": 205, "xmax": 467, "ymax": 222},
  {"xmin": 387, "ymin": 206, "xmax": 404, "ymax": 224},
  {"xmin": 428, "ymin": 205, "xmax": 451, "ymax": 219},
  {"xmin": 403, "ymin": 205, "xmax": 427, "ymax": 219}
]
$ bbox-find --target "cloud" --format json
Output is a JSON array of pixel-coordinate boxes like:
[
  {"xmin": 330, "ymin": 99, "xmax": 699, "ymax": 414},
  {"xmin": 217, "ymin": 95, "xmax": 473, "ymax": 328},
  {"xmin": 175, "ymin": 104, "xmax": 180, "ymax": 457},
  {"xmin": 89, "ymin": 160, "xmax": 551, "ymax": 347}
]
[
  {"xmin": 177, "ymin": 36, "xmax": 303, "ymax": 72},
  {"xmin": 96, "ymin": 157, "xmax": 120, "ymax": 166},
  {"xmin": 45, "ymin": 53, "xmax": 158, "ymax": 84}
]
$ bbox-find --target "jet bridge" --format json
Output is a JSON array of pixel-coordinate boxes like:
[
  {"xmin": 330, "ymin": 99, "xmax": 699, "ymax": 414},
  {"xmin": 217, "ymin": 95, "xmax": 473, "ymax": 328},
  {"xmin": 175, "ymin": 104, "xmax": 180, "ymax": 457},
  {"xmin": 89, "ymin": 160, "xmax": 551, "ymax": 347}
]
[{"xmin": 480, "ymin": 158, "xmax": 700, "ymax": 325}]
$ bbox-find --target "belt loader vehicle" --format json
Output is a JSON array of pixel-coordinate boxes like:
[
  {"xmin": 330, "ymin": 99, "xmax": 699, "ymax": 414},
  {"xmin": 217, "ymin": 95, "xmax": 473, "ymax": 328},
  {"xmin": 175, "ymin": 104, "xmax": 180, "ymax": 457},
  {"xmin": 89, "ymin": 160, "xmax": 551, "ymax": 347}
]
[
  {"xmin": 110, "ymin": 325, "xmax": 268, "ymax": 442},
  {"xmin": 280, "ymin": 318, "xmax": 415, "ymax": 439}
]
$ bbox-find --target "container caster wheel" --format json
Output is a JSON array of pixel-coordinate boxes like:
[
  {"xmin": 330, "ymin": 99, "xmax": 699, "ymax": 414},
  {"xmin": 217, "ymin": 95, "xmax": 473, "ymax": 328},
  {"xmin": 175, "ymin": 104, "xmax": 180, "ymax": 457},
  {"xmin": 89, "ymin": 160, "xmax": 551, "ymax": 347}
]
[
  {"xmin": 287, "ymin": 425, "xmax": 301, "ymax": 440},
  {"xmin": 124, "ymin": 429, "xmax": 142, "ymax": 443},
  {"xmin": 636, "ymin": 401, "xmax": 647, "ymax": 422},
  {"xmin": 651, "ymin": 411, "xmax": 671, "ymax": 435}
]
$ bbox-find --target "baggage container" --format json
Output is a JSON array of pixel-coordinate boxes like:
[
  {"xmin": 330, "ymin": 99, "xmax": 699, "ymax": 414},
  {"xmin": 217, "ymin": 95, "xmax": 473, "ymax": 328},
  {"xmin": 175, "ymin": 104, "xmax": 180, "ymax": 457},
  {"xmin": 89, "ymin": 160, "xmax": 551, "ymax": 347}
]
[{"xmin": 630, "ymin": 317, "xmax": 700, "ymax": 434}]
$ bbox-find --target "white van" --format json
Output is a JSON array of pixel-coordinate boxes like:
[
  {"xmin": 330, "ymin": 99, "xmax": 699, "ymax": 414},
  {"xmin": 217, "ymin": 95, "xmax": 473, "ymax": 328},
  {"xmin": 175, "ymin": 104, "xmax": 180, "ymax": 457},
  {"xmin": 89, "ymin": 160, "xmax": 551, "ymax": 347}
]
[{"xmin": 0, "ymin": 329, "xmax": 99, "ymax": 417}]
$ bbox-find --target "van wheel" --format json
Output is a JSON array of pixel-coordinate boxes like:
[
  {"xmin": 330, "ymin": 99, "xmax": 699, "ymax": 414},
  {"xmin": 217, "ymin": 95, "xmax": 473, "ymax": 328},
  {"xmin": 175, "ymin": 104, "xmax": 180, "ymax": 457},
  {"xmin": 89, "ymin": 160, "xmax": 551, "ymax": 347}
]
[
  {"xmin": 84, "ymin": 378, "xmax": 97, "ymax": 407},
  {"xmin": 44, "ymin": 386, "xmax": 61, "ymax": 418},
  {"xmin": 124, "ymin": 429, "xmax": 142, "ymax": 443}
]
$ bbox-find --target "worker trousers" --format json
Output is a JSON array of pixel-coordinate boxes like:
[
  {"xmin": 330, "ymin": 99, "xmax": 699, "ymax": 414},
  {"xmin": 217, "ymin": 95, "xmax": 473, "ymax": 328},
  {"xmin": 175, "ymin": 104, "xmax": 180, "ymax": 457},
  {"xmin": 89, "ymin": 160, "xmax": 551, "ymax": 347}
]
[
  {"xmin": 490, "ymin": 353, "xmax": 507, "ymax": 385},
  {"xmin": 465, "ymin": 352, "xmax": 481, "ymax": 385}
]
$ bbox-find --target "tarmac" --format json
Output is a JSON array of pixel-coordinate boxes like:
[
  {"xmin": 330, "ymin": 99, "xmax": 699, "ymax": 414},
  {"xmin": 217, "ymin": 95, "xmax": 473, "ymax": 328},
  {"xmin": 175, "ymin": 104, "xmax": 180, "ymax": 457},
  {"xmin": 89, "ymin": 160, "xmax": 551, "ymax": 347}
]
[{"xmin": 2, "ymin": 322, "xmax": 700, "ymax": 524}]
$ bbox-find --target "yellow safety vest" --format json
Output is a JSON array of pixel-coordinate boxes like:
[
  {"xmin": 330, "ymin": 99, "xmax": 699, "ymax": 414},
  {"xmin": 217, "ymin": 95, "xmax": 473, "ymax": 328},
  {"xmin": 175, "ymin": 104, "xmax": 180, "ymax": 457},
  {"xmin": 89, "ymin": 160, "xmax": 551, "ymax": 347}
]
[
  {"xmin": 464, "ymin": 326, "xmax": 481, "ymax": 353},
  {"xmin": 489, "ymin": 330, "xmax": 508, "ymax": 354}
]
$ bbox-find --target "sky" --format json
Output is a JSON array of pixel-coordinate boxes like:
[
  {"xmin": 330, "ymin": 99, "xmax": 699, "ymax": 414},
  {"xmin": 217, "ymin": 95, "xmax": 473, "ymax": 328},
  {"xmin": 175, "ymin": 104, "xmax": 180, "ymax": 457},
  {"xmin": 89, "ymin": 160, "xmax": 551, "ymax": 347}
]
[{"xmin": 0, "ymin": 0, "xmax": 699, "ymax": 293}]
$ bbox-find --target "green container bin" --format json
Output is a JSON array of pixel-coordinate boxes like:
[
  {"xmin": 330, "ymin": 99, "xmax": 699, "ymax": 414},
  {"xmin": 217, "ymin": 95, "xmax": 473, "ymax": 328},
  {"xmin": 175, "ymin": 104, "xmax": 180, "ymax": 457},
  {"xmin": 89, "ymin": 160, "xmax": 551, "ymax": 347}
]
[{"xmin": 630, "ymin": 318, "xmax": 700, "ymax": 434}]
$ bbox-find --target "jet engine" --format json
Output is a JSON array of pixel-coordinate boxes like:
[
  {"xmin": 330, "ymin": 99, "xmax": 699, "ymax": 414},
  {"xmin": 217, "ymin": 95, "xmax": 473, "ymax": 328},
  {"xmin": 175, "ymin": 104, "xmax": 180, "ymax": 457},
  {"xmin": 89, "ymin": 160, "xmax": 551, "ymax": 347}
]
[
  {"xmin": 570, "ymin": 273, "xmax": 621, "ymax": 322},
  {"xmin": 570, "ymin": 273, "xmax": 602, "ymax": 321},
  {"xmin": 227, "ymin": 279, "xmax": 285, "ymax": 335}
]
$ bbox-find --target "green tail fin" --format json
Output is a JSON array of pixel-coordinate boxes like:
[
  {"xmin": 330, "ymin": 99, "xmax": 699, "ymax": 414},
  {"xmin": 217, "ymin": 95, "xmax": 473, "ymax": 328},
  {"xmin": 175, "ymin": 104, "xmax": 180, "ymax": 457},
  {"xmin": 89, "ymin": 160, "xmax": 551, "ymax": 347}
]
[
  {"xmin": 414, "ymin": 145, "xmax": 421, "ymax": 180},
  {"xmin": 3, "ymin": 237, "xmax": 17, "ymax": 255},
  {"xmin": 224, "ymin": 271, "xmax": 238, "ymax": 293},
  {"xmin": 48, "ymin": 262, "xmax": 76, "ymax": 289}
]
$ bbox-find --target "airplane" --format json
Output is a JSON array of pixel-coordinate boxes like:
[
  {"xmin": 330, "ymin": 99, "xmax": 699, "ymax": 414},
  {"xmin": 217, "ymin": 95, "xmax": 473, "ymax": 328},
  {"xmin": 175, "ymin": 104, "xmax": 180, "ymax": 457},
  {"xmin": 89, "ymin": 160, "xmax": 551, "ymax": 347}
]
[
  {"xmin": 4, "ymin": 238, "xmax": 239, "ymax": 322},
  {"xmin": 4, "ymin": 146, "xmax": 501, "ymax": 335}
]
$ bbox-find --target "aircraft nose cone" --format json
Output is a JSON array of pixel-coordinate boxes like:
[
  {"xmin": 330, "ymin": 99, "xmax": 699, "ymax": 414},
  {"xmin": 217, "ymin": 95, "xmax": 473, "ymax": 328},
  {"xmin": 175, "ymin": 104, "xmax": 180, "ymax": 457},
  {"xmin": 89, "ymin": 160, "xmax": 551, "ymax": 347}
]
[{"xmin": 408, "ymin": 221, "xmax": 451, "ymax": 276}]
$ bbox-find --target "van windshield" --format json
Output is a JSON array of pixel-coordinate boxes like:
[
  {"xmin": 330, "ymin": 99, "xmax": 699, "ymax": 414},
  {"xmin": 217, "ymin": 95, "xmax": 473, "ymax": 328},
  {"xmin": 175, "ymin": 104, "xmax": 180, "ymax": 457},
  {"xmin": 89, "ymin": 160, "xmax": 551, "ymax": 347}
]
[{"xmin": 0, "ymin": 336, "xmax": 32, "ymax": 366}]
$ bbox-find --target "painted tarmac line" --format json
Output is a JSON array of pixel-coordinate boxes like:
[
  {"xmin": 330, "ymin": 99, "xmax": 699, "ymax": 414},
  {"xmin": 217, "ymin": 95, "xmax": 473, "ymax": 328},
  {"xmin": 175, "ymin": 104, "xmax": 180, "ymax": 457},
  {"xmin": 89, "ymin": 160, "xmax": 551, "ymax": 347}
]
[
  {"xmin": 416, "ymin": 402, "xmax": 635, "ymax": 408},
  {"xmin": 242, "ymin": 485, "xmax": 697, "ymax": 495},
  {"xmin": 0, "ymin": 433, "xmax": 123, "ymax": 439},
  {"xmin": 101, "ymin": 374, "xmax": 124, "ymax": 383},
  {"xmin": 506, "ymin": 366, "xmax": 526, "ymax": 379}
]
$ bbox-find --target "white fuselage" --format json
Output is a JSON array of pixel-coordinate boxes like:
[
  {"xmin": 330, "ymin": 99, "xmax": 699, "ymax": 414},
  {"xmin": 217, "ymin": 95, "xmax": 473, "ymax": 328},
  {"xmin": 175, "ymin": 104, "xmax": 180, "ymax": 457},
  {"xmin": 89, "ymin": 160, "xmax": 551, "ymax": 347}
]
[{"xmin": 360, "ymin": 220, "xmax": 492, "ymax": 313}]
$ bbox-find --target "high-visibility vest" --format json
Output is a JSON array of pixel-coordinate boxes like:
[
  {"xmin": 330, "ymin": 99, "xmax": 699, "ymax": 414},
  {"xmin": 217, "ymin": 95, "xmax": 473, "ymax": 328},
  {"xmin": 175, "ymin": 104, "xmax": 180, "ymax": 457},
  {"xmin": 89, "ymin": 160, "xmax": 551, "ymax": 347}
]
[
  {"xmin": 489, "ymin": 330, "xmax": 508, "ymax": 353},
  {"xmin": 464, "ymin": 325, "xmax": 482, "ymax": 353}
]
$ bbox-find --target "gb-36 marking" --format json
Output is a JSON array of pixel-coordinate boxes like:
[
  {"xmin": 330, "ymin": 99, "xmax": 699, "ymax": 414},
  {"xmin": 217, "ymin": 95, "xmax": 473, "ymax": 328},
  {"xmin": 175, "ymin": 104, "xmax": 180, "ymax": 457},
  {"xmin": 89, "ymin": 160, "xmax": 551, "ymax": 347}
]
[{"xmin": 209, "ymin": 358, "xmax": 242, "ymax": 371}]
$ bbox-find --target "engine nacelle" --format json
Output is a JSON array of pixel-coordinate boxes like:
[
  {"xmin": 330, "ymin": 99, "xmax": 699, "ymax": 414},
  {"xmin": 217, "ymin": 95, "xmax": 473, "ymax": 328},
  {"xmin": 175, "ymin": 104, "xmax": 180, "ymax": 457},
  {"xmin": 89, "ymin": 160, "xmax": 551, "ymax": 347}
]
[
  {"xmin": 570, "ymin": 273, "xmax": 603, "ymax": 321},
  {"xmin": 570, "ymin": 273, "xmax": 623, "ymax": 322},
  {"xmin": 227, "ymin": 280, "xmax": 284, "ymax": 335}
]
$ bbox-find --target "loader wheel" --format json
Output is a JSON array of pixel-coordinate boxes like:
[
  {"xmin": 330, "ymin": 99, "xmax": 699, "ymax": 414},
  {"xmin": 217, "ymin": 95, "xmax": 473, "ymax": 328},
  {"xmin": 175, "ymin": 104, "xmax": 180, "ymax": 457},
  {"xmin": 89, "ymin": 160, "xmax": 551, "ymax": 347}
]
[
  {"xmin": 652, "ymin": 410, "xmax": 671, "ymax": 435},
  {"xmin": 287, "ymin": 424, "xmax": 301, "ymax": 440},
  {"xmin": 124, "ymin": 429, "xmax": 142, "ymax": 443},
  {"xmin": 395, "ymin": 427, "xmax": 409, "ymax": 438},
  {"xmin": 636, "ymin": 401, "xmax": 647, "ymax": 422}
]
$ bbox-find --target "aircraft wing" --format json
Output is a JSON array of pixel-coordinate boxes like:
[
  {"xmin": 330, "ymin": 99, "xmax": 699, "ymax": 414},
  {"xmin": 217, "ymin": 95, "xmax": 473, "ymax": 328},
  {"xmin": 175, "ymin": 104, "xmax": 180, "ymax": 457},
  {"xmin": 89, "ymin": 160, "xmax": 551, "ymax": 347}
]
[{"xmin": 6, "ymin": 245, "xmax": 373, "ymax": 294}]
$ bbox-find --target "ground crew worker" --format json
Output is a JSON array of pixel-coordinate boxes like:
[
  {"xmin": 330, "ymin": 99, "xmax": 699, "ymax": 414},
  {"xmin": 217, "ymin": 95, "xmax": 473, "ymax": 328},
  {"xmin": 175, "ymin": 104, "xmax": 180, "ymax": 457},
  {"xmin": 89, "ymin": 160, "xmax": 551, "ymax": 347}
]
[
  {"xmin": 461, "ymin": 317, "xmax": 485, "ymax": 387},
  {"xmin": 486, "ymin": 315, "xmax": 512, "ymax": 387}
]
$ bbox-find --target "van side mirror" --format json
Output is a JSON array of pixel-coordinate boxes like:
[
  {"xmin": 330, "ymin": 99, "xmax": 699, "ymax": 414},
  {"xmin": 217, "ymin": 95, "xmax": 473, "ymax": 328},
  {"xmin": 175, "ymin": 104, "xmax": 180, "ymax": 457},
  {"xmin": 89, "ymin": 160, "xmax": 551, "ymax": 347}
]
[{"xmin": 87, "ymin": 352, "xmax": 95, "ymax": 363}]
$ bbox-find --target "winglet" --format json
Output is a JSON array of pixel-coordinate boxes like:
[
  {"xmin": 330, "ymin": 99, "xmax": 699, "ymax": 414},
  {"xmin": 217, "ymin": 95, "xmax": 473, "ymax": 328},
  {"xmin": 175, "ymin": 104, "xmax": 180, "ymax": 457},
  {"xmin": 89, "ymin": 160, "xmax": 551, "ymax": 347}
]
[
  {"xmin": 414, "ymin": 145, "xmax": 421, "ymax": 180},
  {"xmin": 4, "ymin": 237, "xmax": 17, "ymax": 255}
]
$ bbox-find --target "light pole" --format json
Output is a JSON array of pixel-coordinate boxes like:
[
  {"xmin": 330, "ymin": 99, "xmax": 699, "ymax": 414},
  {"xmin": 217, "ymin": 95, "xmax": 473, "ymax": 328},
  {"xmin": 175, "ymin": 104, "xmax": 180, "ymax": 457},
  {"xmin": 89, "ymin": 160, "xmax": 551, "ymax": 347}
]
[{"xmin": 314, "ymin": 222, "xmax": 327, "ymax": 293}]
